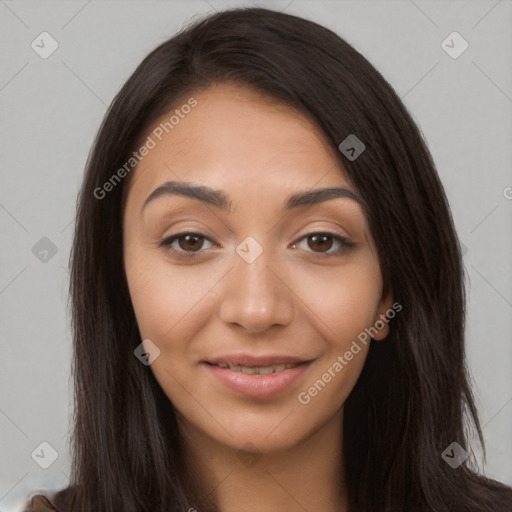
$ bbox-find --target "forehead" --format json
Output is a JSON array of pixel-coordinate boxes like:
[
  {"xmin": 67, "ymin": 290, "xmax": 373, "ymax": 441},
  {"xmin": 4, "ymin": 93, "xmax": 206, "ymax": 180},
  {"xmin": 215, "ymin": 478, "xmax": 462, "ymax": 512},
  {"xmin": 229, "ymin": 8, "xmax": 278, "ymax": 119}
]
[{"xmin": 126, "ymin": 82, "xmax": 353, "ymax": 203}]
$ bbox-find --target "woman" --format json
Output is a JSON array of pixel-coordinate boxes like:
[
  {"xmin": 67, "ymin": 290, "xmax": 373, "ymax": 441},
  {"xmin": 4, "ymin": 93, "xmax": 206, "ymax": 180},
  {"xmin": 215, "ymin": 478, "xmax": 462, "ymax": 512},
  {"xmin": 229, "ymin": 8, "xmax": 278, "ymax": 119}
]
[{"xmin": 23, "ymin": 6, "xmax": 512, "ymax": 512}]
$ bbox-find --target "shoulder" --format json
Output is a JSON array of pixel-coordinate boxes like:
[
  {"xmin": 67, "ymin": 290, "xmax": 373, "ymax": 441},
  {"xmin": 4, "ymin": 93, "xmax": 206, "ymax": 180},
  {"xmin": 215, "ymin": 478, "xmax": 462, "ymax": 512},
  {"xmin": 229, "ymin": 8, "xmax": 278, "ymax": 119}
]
[{"xmin": 22, "ymin": 492, "xmax": 60, "ymax": 512}]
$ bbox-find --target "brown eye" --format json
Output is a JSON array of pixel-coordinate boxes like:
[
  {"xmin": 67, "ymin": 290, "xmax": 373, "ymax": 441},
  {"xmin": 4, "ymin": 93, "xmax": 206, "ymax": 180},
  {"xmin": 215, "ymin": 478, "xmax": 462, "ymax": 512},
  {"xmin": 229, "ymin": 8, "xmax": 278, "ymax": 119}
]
[
  {"xmin": 160, "ymin": 232, "xmax": 213, "ymax": 254},
  {"xmin": 307, "ymin": 234, "xmax": 333, "ymax": 252},
  {"xmin": 293, "ymin": 232, "xmax": 356, "ymax": 256},
  {"xmin": 176, "ymin": 234, "xmax": 205, "ymax": 252}
]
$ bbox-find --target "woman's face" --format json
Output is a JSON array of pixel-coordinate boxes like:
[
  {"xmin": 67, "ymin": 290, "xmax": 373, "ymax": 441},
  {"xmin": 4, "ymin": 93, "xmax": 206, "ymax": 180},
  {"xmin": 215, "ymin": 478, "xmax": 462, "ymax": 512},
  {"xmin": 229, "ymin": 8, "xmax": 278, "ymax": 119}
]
[{"xmin": 123, "ymin": 83, "xmax": 392, "ymax": 454}]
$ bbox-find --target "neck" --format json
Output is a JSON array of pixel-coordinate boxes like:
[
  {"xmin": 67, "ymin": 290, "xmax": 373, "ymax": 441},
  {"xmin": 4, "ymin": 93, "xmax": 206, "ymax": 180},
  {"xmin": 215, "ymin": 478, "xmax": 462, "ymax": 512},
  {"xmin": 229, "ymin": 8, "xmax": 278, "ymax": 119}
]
[{"xmin": 178, "ymin": 408, "xmax": 348, "ymax": 512}]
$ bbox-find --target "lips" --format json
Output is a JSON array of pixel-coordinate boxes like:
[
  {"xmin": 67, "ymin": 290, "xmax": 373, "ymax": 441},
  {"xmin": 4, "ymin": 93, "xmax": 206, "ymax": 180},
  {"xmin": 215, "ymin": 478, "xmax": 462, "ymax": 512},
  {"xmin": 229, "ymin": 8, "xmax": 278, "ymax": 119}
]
[
  {"xmin": 206, "ymin": 354, "xmax": 310, "ymax": 367},
  {"xmin": 211, "ymin": 362, "xmax": 300, "ymax": 375},
  {"xmin": 203, "ymin": 354, "xmax": 313, "ymax": 399}
]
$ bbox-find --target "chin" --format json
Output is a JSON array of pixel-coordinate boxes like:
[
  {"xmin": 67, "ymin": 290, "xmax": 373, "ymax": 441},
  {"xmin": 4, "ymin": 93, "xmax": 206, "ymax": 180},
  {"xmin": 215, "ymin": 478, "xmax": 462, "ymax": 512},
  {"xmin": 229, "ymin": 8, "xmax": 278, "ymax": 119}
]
[{"xmin": 183, "ymin": 402, "xmax": 337, "ymax": 456}]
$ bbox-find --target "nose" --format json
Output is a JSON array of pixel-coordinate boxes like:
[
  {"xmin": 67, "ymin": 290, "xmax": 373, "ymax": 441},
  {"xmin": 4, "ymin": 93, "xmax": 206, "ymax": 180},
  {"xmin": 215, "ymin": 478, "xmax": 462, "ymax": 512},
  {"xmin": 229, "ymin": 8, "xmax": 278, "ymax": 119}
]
[{"xmin": 218, "ymin": 251, "xmax": 295, "ymax": 334}]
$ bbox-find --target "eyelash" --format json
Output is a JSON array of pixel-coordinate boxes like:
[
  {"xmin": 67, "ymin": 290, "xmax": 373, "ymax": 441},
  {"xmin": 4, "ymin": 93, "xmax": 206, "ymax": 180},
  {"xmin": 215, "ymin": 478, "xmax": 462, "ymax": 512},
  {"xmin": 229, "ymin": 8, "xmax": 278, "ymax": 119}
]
[{"xmin": 158, "ymin": 231, "xmax": 356, "ymax": 259}]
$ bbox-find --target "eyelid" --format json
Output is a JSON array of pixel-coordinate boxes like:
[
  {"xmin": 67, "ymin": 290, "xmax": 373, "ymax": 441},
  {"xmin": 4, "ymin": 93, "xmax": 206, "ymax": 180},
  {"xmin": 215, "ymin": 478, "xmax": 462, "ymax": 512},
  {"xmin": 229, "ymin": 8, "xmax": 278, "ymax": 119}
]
[
  {"xmin": 158, "ymin": 230, "xmax": 356, "ymax": 260},
  {"xmin": 158, "ymin": 231, "xmax": 217, "ymax": 257},
  {"xmin": 291, "ymin": 231, "xmax": 356, "ymax": 254}
]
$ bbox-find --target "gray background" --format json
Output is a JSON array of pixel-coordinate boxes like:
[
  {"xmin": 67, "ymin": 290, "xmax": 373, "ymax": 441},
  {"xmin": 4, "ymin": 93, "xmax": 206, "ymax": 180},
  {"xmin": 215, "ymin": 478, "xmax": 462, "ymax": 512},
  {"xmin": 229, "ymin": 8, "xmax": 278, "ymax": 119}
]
[{"xmin": 1, "ymin": 0, "xmax": 511, "ymax": 510}]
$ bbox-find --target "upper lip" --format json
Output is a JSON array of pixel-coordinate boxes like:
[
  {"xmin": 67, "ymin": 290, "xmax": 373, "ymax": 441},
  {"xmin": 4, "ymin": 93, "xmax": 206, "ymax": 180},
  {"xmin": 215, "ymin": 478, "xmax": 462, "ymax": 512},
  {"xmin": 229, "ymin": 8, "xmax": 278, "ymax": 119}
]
[{"xmin": 205, "ymin": 354, "xmax": 311, "ymax": 367}]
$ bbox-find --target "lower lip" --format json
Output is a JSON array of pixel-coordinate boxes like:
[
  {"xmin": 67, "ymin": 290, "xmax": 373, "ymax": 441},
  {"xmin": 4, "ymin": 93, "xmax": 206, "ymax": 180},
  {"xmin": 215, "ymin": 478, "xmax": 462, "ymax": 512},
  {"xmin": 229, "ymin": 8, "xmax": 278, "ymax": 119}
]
[{"xmin": 204, "ymin": 362, "xmax": 311, "ymax": 399}]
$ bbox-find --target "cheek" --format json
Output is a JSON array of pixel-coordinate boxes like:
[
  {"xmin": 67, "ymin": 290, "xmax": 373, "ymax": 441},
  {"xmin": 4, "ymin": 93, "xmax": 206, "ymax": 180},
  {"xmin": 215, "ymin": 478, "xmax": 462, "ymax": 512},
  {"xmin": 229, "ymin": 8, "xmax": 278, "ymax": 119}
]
[
  {"xmin": 124, "ymin": 248, "xmax": 222, "ymax": 350},
  {"xmin": 277, "ymin": 260, "xmax": 382, "ymax": 409},
  {"xmin": 289, "ymin": 259, "xmax": 382, "ymax": 351}
]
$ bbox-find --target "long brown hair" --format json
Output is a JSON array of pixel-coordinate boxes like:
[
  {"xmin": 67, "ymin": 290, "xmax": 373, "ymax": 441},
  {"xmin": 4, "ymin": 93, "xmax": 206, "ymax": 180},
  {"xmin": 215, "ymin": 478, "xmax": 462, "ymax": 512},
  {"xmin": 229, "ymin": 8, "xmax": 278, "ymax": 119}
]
[{"xmin": 56, "ymin": 7, "xmax": 512, "ymax": 512}]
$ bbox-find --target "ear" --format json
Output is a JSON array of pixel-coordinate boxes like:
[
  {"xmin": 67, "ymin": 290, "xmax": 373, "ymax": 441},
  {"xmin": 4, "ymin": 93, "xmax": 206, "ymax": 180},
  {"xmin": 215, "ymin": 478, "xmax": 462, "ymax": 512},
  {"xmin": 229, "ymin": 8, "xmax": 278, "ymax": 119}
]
[{"xmin": 372, "ymin": 283, "xmax": 394, "ymax": 341}]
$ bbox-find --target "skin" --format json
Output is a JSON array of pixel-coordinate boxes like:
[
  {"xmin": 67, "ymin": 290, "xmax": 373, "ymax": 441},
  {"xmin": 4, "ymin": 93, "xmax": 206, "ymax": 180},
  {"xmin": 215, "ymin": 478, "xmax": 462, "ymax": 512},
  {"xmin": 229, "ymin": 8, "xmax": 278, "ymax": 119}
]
[{"xmin": 123, "ymin": 82, "xmax": 393, "ymax": 512}]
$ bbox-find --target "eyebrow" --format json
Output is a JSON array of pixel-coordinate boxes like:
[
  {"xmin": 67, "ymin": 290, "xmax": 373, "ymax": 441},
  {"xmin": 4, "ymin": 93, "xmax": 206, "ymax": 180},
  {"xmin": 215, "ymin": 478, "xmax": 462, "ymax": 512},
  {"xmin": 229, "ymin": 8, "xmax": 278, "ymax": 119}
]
[{"xmin": 141, "ymin": 180, "xmax": 364, "ymax": 214}]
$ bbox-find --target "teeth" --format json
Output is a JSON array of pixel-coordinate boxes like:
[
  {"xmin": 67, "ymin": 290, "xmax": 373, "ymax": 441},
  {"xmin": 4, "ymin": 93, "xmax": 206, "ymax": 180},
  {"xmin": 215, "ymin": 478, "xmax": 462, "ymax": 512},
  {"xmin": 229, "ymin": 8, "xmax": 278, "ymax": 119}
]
[
  {"xmin": 241, "ymin": 366, "xmax": 258, "ymax": 375},
  {"xmin": 216, "ymin": 362, "xmax": 298, "ymax": 374},
  {"xmin": 258, "ymin": 365, "xmax": 278, "ymax": 375}
]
